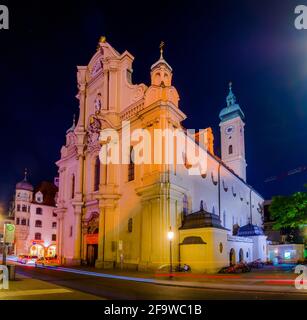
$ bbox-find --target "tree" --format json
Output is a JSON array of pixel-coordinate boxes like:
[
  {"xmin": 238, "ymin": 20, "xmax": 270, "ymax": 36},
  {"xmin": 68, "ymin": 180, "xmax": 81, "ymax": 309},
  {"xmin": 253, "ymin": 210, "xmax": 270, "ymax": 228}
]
[{"xmin": 269, "ymin": 185, "xmax": 307, "ymax": 231}]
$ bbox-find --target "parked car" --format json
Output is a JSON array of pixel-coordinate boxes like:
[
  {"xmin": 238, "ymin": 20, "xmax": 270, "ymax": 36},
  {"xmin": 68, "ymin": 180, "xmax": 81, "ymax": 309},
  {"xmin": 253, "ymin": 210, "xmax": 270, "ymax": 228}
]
[
  {"xmin": 35, "ymin": 256, "xmax": 60, "ymax": 267},
  {"xmin": 17, "ymin": 255, "xmax": 38, "ymax": 265},
  {"xmin": 248, "ymin": 259, "xmax": 264, "ymax": 269}
]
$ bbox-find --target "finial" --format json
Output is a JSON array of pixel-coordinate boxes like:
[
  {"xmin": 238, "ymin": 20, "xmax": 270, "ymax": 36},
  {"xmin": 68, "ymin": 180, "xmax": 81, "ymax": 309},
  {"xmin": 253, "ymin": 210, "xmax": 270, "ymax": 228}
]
[
  {"xmin": 73, "ymin": 114, "xmax": 76, "ymax": 127},
  {"xmin": 200, "ymin": 200, "xmax": 204, "ymax": 211},
  {"xmin": 99, "ymin": 36, "xmax": 106, "ymax": 44},
  {"xmin": 24, "ymin": 168, "xmax": 28, "ymax": 182},
  {"xmin": 226, "ymin": 81, "xmax": 236, "ymax": 107},
  {"xmin": 159, "ymin": 41, "xmax": 165, "ymax": 59}
]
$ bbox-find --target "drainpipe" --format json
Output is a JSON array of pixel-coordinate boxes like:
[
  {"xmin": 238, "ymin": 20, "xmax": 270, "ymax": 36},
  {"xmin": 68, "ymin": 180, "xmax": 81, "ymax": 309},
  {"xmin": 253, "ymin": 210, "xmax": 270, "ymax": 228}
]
[{"xmin": 218, "ymin": 162, "xmax": 221, "ymax": 219}]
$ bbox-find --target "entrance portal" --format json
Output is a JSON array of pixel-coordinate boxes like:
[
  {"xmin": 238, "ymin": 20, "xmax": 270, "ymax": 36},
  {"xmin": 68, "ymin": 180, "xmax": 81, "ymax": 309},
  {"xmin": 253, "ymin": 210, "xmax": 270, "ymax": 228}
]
[{"xmin": 87, "ymin": 244, "xmax": 98, "ymax": 267}]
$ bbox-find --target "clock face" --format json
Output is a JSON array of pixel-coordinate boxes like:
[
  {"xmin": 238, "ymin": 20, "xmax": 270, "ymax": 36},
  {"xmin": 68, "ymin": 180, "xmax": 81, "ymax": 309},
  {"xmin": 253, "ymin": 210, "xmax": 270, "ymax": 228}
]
[{"xmin": 225, "ymin": 125, "xmax": 234, "ymax": 135}]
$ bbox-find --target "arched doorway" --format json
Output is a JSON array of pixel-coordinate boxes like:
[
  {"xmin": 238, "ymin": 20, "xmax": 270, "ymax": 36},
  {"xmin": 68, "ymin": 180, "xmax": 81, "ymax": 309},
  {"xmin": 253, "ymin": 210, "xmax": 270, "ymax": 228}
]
[
  {"xmin": 229, "ymin": 248, "xmax": 236, "ymax": 266},
  {"xmin": 30, "ymin": 244, "xmax": 44, "ymax": 258},
  {"xmin": 84, "ymin": 213, "xmax": 99, "ymax": 267},
  {"xmin": 47, "ymin": 245, "xmax": 56, "ymax": 257},
  {"xmin": 239, "ymin": 248, "xmax": 244, "ymax": 262}
]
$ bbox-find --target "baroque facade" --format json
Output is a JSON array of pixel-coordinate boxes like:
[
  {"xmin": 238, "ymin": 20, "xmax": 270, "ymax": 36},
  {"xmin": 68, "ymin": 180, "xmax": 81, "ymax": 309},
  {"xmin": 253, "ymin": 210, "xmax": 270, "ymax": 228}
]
[{"xmin": 55, "ymin": 39, "xmax": 266, "ymax": 273}]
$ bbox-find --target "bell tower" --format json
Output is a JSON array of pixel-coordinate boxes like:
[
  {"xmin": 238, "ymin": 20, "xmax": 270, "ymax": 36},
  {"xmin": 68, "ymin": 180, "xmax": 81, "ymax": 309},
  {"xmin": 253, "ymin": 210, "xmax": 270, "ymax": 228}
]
[{"xmin": 219, "ymin": 83, "xmax": 247, "ymax": 182}]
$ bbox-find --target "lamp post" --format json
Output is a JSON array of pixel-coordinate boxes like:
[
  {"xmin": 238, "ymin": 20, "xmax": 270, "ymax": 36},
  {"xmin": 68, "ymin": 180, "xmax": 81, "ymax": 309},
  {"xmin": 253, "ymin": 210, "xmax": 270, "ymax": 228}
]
[{"xmin": 167, "ymin": 227, "xmax": 174, "ymax": 279}]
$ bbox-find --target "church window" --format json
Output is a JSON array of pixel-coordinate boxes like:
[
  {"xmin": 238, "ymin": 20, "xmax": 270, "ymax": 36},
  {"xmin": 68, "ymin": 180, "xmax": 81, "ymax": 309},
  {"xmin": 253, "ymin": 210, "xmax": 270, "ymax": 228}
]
[
  {"xmin": 21, "ymin": 218, "xmax": 27, "ymax": 226},
  {"xmin": 128, "ymin": 218, "xmax": 133, "ymax": 233},
  {"xmin": 17, "ymin": 204, "xmax": 20, "ymax": 211},
  {"xmin": 35, "ymin": 220, "xmax": 42, "ymax": 228},
  {"xmin": 219, "ymin": 242, "xmax": 223, "ymax": 253},
  {"xmin": 70, "ymin": 226, "xmax": 73, "ymax": 237},
  {"xmin": 128, "ymin": 146, "xmax": 135, "ymax": 181},
  {"xmin": 35, "ymin": 233, "xmax": 41, "ymax": 240},
  {"xmin": 36, "ymin": 207, "xmax": 42, "ymax": 215},
  {"xmin": 22, "ymin": 205, "xmax": 27, "ymax": 212},
  {"xmin": 16, "ymin": 218, "xmax": 20, "ymax": 225},
  {"xmin": 52, "ymin": 234, "xmax": 56, "ymax": 241},
  {"xmin": 52, "ymin": 222, "xmax": 57, "ymax": 228},
  {"xmin": 71, "ymin": 174, "xmax": 75, "ymax": 199},
  {"xmin": 229, "ymin": 145, "xmax": 233, "ymax": 154},
  {"xmin": 94, "ymin": 156, "xmax": 100, "ymax": 191}
]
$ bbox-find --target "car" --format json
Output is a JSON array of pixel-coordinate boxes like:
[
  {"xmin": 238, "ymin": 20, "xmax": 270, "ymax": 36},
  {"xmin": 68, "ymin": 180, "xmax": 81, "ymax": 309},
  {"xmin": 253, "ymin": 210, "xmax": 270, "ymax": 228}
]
[
  {"xmin": 17, "ymin": 255, "xmax": 38, "ymax": 265},
  {"xmin": 35, "ymin": 256, "xmax": 60, "ymax": 267}
]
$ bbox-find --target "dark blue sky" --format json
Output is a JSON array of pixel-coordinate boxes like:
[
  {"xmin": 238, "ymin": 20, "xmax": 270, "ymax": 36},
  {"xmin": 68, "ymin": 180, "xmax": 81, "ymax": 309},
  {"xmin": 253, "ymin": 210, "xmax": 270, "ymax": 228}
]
[{"xmin": 0, "ymin": 0, "xmax": 306, "ymax": 209}]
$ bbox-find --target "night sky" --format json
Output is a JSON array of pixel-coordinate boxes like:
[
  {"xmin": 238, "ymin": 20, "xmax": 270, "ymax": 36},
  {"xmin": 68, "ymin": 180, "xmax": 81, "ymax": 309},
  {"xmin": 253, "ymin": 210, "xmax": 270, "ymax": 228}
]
[{"xmin": 0, "ymin": 0, "xmax": 306, "ymax": 210}]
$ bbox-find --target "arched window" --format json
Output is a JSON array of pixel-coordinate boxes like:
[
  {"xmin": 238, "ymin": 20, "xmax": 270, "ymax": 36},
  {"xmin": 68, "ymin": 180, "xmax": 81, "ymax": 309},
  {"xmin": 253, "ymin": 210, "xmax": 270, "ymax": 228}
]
[
  {"xmin": 21, "ymin": 218, "xmax": 27, "ymax": 226},
  {"xmin": 35, "ymin": 233, "xmax": 41, "ymax": 240},
  {"xmin": 128, "ymin": 146, "xmax": 135, "ymax": 181},
  {"xmin": 17, "ymin": 204, "xmax": 20, "ymax": 211},
  {"xmin": 22, "ymin": 205, "xmax": 27, "ymax": 212},
  {"xmin": 35, "ymin": 220, "xmax": 42, "ymax": 228},
  {"xmin": 36, "ymin": 207, "xmax": 42, "ymax": 215},
  {"xmin": 229, "ymin": 145, "xmax": 233, "ymax": 155},
  {"xmin": 71, "ymin": 174, "xmax": 75, "ymax": 199},
  {"xmin": 94, "ymin": 156, "xmax": 100, "ymax": 191},
  {"xmin": 52, "ymin": 234, "xmax": 56, "ymax": 241}
]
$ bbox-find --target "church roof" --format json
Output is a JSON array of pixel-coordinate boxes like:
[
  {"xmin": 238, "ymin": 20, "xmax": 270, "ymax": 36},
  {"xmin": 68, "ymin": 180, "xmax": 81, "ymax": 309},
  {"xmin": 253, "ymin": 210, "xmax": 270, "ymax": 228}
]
[
  {"xmin": 219, "ymin": 82, "xmax": 245, "ymax": 123},
  {"xmin": 16, "ymin": 169, "xmax": 33, "ymax": 191},
  {"xmin": 237, "ymin": 223, "xmax": 264, "ymax": 236},
  {"xmin": 33, "ymin": 181, "xmax": 58, "ymax": 207},
  {"xmin": 151, "ymin": 42, "xmax": 172, "ymax": 72},
  {"xmin": 180, "ymin": 201, "xmax": 226, "ymax": 230}
]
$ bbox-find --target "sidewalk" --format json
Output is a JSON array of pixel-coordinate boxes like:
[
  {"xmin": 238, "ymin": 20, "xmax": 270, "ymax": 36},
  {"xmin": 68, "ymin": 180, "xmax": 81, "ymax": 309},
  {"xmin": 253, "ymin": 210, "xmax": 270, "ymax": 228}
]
[
  {"xmin": 0, "ymin": 273, "xmax": 102, "ymax": 300},
  {"xmin": 56, "ymin": 264, "xmax": 307, "ymax": 296}
]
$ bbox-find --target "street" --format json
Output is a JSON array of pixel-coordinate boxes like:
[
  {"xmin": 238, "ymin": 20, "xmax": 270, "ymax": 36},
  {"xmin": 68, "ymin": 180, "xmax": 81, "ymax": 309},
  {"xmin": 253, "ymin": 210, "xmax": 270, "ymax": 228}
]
[{"xmin": 4, "ymin": 264, "xmax": 305, "ymax": 300}]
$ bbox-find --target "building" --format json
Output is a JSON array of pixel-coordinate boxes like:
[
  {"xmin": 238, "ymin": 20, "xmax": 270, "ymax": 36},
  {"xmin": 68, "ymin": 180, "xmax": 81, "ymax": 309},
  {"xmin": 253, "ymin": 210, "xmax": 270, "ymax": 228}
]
[
  {"xmin": 14, "ymin": 170, "xmax": 58, "ymax": 258},
  {"xmin": 55, "ymin": 39, "xmax": 267, "ymax": 273}
]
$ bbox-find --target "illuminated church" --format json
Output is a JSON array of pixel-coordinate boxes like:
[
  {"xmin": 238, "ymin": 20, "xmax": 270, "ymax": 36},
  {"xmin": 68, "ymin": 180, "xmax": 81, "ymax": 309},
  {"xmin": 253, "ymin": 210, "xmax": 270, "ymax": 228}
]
[{"xmin": 55, "ymin": 39, "xmax": 267, "ymax": 273}]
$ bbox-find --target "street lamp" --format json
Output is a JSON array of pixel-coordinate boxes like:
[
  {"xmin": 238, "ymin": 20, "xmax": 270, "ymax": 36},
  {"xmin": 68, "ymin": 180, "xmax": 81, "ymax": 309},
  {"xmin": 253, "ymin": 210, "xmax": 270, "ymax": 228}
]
[{"xmin": 167, "ymin": 227, "xmax": 174, "ymax": 278}]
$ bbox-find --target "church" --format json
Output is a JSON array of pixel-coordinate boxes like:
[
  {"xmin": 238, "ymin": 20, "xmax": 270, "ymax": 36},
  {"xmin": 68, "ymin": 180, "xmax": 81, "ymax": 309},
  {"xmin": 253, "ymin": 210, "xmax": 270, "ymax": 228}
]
[{"xmin": 55, "ymin": 38, "xmax": 267, "ymax": 273}]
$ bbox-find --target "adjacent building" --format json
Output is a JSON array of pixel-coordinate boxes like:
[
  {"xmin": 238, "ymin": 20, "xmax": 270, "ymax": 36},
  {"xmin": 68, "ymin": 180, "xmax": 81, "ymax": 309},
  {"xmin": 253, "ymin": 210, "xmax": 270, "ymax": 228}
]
[
  {"xmin": 14, "ymin": 171, "xmax": 58, "ymax": 258},
  {"xmin": 55, "ymin": 40, "xmax": 266, "ymax": 272}
]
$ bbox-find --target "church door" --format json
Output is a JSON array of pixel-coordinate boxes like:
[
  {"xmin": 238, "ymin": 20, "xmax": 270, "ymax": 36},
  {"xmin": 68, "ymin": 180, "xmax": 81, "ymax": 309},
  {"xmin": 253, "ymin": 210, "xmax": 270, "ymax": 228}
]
[{"xmin": 87, "ymin": 244, "xmax": 98, "ymax": 267}]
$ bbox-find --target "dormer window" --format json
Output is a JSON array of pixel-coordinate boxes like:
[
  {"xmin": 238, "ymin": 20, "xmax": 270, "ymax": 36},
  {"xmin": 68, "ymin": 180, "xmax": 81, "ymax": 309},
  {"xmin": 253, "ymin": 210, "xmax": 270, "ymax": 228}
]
[{"xmin": 35, "ymin": 191, "xmax": 43, "ymax": 203}]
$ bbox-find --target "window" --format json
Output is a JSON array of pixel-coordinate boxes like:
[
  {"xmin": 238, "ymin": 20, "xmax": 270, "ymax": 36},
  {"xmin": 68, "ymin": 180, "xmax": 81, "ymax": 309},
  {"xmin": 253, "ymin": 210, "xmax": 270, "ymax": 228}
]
[
  {"xmin": 35, "ymin": 192, "xmax": 43, "ymax": 203},
  {"xmin": 229, "ymin": 145, "xmax": 233, "ymax": 155},
  {"xmin": 69, "ymin": 226, "xmax": 73, "ymax": 237},
  {"xmin": 128, "ymin": 218, "xmax": 133, "ymax": 233},
  {"xmin": 21, "ymin": 218, "xmax": 27, "ymax": 226},
  {"xmin": 53, "ymin": 212, "xmax": 57, "ymax": 217},
  {"xmin": 35, "ymin": 233, "xmax": 41, "ymax": 240},
  {"xmin": 52, "ymin": 234, "xmax": 56, "ymax": 241},
  {"xmin": 94, "ymin": 156, "xmax": 100, "ymax": 191},
  {"xmin": 16, "ymin": 217, "xmax": 20, "ymax": 225},
  {"xmin": 17, "ymin": 204, "xmax": 20, "ymax": 211},
  {"xmin": 22, "ymin": 205, "xmax": 27, "ymax": 212},
  {"xmin": 52, "ymin": 222, "xmax": 57, "ymax": 228},
  {"xmin": 71, "ymin": 174, "xmax": 75, "ymax": 199},
  {"xmin": 35, "ymin": 220, "xmax": 42, "ymax": 228},
  {"xmin": 36, "ymin": 207, "xmax": 42, "ymax": 215},
  {"xmin": 128, "ymin": 146, "xmax": 135, "ymax": 181}
]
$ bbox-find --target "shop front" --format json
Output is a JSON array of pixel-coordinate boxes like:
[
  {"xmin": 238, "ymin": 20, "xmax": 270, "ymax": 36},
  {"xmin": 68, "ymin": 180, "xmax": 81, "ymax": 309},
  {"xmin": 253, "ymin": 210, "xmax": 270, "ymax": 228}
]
[{"xmin": 29, "ymin": 241, "xmax": 57, "ymax": 258}]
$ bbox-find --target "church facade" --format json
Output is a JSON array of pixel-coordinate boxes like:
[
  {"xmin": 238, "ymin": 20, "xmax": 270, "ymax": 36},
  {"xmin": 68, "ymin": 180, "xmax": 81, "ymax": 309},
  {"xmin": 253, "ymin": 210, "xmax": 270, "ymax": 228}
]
[{"xmin": 55, "ymin": 39, "xmax": 266, "ymax": 273}]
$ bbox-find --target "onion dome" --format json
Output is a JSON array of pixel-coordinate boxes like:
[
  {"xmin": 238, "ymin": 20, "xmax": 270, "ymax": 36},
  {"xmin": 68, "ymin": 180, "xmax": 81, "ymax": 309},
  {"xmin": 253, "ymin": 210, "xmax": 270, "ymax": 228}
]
[
  {"xmin": 16, "ymin": 169, "xmax": 33, "ymax": 191},
  {"xmin": 237, "ymin": 223, "xmax": 264, "ymax": 237},
  {"xmin": 219, "ymin": 82, "xmax": 245, "ymax": 123}
]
